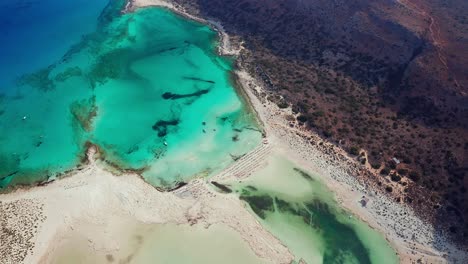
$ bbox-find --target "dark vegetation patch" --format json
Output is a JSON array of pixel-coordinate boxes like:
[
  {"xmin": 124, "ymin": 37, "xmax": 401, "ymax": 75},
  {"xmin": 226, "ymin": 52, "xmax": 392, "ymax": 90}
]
[
  {"xmin": 380, "ymin": 167, "xmax": 390, "ymax": 176},
  {"xmin": 161, "ymin": 89, "xmax": 210, "ymax": 100},
  {"xmin": 304, "ymin": 200, "xmax": 372, "ymax": 264},
  {"xmin": 167, "ymin": 181, "xmax": 188, "ymax": 192},
  {"xmin": 152, "ymin": 119, "xmax": 179, "ymax": 137},
  {"xmin": 245, "ymin": 185, "xmax": 258, "ymax": 191},
  {"xmin": 349, "ymin": 146, "xmax": 360, "ymax": 156},
  {"xmin": 182, "ymin": 76, "xmax": 215, "ymax": 84},
  {"xmin": 211, "ymin": 181, "xmax": 232, "ymax": 193},
  {"xmin": 240, "ymin": 194, "xmax": 274, "ymax": 219},
  {"xmin": 69, "ymin": 97, "xmax": 98, "ymax": 132},
  {"xmin": 17, "ymin": 67, "xmax": 55, "ymax": 91},
  {"xmin": 54, "ymin": 67, "xmax": 83, "ymax": 82},
  {"xmin": 238, "ymin": 185, "xmax": 372, "ymax": 262},
  {"xmin": 296, "ymin": 115, "xmax": 308, "ymax": 123},
  {"xmin": 89, "ymin": 48, "xmax": 130, "ymax": 86},
  {"xmin": 274, "ymin": 197, "xmax": 297, "ymax": 214},
  {"xmin": 293, "ymin": 167, "xmax": 314, "ymax": 181},
  {"xmin": 157, "ymin": 46, "xmax": 179, "ymax": 54},
  {"xmin": 390, "ymin": 173, "xmax": 402, "ymax": 182}
]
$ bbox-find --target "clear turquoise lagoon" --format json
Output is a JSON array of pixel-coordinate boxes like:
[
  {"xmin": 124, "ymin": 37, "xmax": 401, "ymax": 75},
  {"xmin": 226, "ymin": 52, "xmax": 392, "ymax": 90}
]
[
  {"xmin": 1, "ymin": 1, "xmax": 399, "ymax": 263},
  {"xmin": 0, "ymin": 0, "xmax": 261, "ymax": 189}
]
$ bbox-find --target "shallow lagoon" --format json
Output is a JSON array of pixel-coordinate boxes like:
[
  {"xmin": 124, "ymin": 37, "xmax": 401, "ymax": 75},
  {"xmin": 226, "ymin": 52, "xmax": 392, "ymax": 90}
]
[
  {"xmin": 49, "ymin": 223, "xmax": 266, "ymax": 264},
  {"xmin": 226, "ymin": 155, "xmax": 399, "ymax": 264},
  {"xmin": 1, "ymin": 2, "xmax": 401, "ymax": 263},
  {"xmin": 0, "ymin": 1, "xmax": 261, "ymax": 188}
]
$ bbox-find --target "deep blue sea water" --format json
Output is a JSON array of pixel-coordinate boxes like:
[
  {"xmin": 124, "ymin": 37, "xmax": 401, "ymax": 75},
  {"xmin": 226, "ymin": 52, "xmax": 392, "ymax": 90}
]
[{"xmin": 0, "ymin": 0, "xmax": 109, "ymax": 91}]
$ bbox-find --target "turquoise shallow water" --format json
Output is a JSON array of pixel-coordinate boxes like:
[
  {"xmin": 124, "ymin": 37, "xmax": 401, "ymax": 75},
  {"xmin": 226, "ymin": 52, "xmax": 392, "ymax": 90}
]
[
  {"xmin": 2, "ymin": 2, "xmax": 400, "ymax": 263},
  {"xmin": 0, "ymin": 0, "xmax": 112, "ymax": 187},
  {"xmin": 0, "ymin": 1, "xmax": 261, "ymax": 189}
]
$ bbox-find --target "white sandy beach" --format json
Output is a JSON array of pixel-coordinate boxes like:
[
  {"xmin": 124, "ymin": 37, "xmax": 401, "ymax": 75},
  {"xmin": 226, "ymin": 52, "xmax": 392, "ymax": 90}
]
[
  {"xmin": 1, "ymin": 147, "xmax": 292, "ymax": 264},
  {"xmin": 1, "ymin": 1, "xmax": 468, "ymax": 264}
]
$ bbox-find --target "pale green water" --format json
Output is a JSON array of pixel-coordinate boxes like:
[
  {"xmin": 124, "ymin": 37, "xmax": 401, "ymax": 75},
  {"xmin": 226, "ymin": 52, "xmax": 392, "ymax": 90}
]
[
  {"xmin": 0, "ymin": 2, "xmax": 261, "ymax": 189},
  {"xmin": 225, "ymin": 155, "xmax": 399, "ymax": 264}
]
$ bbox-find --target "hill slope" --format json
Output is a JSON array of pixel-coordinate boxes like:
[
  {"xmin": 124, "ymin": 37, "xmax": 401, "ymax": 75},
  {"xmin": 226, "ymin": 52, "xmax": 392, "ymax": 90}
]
[{"xmin": 173, "ymin": 0, "xmax": 468, "ymax": 243}]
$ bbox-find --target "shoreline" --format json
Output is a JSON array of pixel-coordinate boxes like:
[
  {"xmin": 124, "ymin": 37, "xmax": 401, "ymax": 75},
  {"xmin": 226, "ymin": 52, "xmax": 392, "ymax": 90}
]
[
  {"xmin": 1, "ymin": 147, "xmax": 293, "ymax": 263},
  {"xmin": 0, "ymin": 0, "xmax": 466, "ymax": 263},
  {"xmin": 125, "ymin": 0, "xmax": 467, "ymax": 262},
  {"xmin": 243, "ymin": 91, "xmax": 459, "ymax": 263}
]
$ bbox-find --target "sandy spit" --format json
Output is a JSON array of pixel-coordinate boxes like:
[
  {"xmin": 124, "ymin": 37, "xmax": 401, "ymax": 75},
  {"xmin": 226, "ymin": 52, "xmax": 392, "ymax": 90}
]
[{"xmin": 0, "ymin": 147, "xmax": 292, "ymax": 264}]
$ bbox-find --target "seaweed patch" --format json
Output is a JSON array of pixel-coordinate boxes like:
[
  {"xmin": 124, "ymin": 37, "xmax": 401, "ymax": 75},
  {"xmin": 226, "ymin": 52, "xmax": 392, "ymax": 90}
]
[
  {"xmin": 161, "ymin": 89, "xmax": 209, "ymax": 100},
  {"xmin": 16, "ymin": 66, "xmax": 55, "ymax": 91},
  {"xmin": 245, "ymin": 185, "xmax": 258, "ymax": 191},
  {"xmin": 293, "ymin": 167, "xmax": 314, "ymax": 181},
  {"xmin": 211, "ymin": 181, "xmax": 232, "ymax": 193},
  {"xmin": 274, "ymin": 197, "xmax": 298, "ymax": 214},
  {"xmin": 54, "ymin": 67, "xmax": 83, "ymax": 82},
  {"xmin": 69, "ymin": 97, "xmax": 98, "ymax": 132},
  {"xmin": 182, "ymin": 76, "xmax": 215, "ymax": 84},
  {"xmin": 152, "ymin": 119, "xmax": 179, "ymax": 137},
  {"xmin": 304, "ymin": 199, "xmax": 372, "ymax": 264},
  {"xmin": 240, "ymin": 194, "xmax": 274, "ymax": 219}
]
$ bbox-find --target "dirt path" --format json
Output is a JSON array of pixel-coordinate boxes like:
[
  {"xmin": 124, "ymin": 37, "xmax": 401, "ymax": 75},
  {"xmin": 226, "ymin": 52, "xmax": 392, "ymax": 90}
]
[{"xmin": 397, "ymin": 0, "xmax": 461, "ymax": 89}]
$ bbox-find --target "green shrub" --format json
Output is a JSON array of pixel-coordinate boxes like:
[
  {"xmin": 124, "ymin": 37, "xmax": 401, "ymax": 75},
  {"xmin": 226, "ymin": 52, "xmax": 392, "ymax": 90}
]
[
  {"xmin": 380, "ymin": 167, "xmax": 390, "ymax": 175},
  {"xmin": 277, "ymin": 101, "xmax": 289, "ymax": 109},
  {"xmin": 391, "ymin": 174, "xmax": 401, "ymax": 182},
  {"xmin": 408, "ymin": 171, "xmax": 420, "ymax": 182},
  {"xmin": 297, "ymin": 115, "xmax": 308, "ymax": 123},
  {"xmin": 323, "ymin": 130, "xmax": 333, "ymax": 138},
  {"xmin": 349, "ymin": 146, "xmax": 360, "ymax": 155},
  {"xmin": 397, "ymin": 169, "xmax": 408, "ymax": 175}
]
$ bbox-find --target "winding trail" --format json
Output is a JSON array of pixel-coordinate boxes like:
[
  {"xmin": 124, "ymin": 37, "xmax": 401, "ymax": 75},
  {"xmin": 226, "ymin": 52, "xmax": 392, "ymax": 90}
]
[{"xmin": 396, "ymin": 0, "xmax": 461, "ymax": 89}]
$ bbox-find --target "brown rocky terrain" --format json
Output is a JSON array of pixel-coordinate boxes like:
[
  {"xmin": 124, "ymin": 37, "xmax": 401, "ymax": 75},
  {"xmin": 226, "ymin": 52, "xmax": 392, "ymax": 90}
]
[{"xmin": 169, "ymin": 0, "xmax": 468, "ymax": 245}]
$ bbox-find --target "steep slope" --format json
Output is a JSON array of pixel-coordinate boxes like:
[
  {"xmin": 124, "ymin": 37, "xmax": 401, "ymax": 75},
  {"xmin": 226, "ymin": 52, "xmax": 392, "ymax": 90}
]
[{"xmin": 171, "ymin": 0, "xmax": 468, "ymax": 243}]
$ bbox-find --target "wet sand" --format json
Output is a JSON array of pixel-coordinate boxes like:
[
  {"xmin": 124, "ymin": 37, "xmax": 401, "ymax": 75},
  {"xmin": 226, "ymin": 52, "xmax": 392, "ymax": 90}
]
[{"xmin": 47, "ymin": 222, "xmax": 266, "ymax": 264}]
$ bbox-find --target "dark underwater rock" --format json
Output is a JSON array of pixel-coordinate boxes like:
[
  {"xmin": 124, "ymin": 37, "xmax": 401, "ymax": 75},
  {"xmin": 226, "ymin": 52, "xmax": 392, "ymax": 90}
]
[
  {"xmin": 182, "ymin": 76, "xmax": 215, "ymax": 84},
  {"xmin": 152, "ymin": 119, "xmax": 179, "ymax": 137},
  {"xmin": 211, "ymin": 181, "xmax": 232, "ymax": 193},
  {"xmin": 161, "ymin": 89, "xmax": 210, "ymax": 100}
]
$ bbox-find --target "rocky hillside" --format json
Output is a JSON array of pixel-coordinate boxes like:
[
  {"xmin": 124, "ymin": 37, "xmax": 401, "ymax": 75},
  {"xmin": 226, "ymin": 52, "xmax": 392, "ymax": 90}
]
[{"xmin": 174, "ymin": 0, "xmax": 468, "ymax": 243}]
